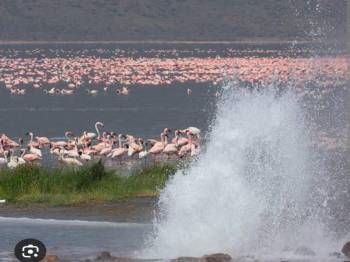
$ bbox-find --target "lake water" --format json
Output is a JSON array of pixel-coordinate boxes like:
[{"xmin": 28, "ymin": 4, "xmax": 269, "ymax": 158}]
[{"xmin": 0, "ymin": 43, "xmax": 348, "ymax": 261}]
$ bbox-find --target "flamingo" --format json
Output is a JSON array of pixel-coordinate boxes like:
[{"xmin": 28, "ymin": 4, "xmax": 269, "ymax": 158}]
[
  {"xmin": 178, "ymin": 132, "xmax": 195, "ymax": 158},
  {"xmin": 116, "ymin": 87, "xmax": 129, "ymax": 95},
  {"xmin": 28, "ymin": 145, "xmax": 42, "ymax": 157},
  {"xmin": 149, "ymin": 132, "xmax": 167, "ymax": 157},
  {"xmin": 87, "ymin": 89, "xmax": 98, "ymax": 95},
  {"xmin": 85, "ymin": 122, "xmax": 104, "ymax": 140},
  {"xmin": 17, "ymin": 149, "xmax": 26, "ymax": 165},
  {"xmin": 107, "ymin": 134, "xmax": 128, "ymax": 163},
  {"xmin": 61, "ymin": 89, "xmax": 74, "ymax": 95},
  {"xmin": 22, "ymin": 149, "xmax": 42, "ymax": 163},
  {"xmin": 26, "ymin": 132, "xmax": 40, "ymax": 148},
  {"xmin": 59, "ymin": 150, "xmax": 83, "ymax": 166},
  {"xmin": 78, "ymin": 151, "xmax": 92, "ymax": 161},
  {"xmin": 0, "ymin": 151, "xmax": 8, "ymax": 165},
  {"xmin": 172, "ymin": 130, "xmax": 189, "ymax": 147},
  {"xmin": 138, "ymin": 141, "xmax": 149, "ymax": 159},
  {"xmin": 7, "ymin": 150, "xmax": 19, "ymax": 169},
  {"xmin": 128, "ymin": 138, "xmax": 144, "ymax": 157},
  {"xmin": 43, "ymin": 88, "xmax": 57, "ymax": 95},
  {"xmin": 181, "ymin": 127, "xmax": 201, "ymax": 137},
  {"xmin": 163, "ymin": 133, "xmax": 179, "ymax": 159},
  {"xmin": 35, "ymin": 135, "xmax": 51, "ymax": 145}
]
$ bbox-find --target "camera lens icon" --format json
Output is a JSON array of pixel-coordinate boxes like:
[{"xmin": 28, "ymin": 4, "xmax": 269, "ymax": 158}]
[
  {"xmin": 14, "ymin": 239, "xmax": 46, "ymax": 262},
  {"xmin": 22, "ymin": 244, "xmax": 39, "ymax": 258}
]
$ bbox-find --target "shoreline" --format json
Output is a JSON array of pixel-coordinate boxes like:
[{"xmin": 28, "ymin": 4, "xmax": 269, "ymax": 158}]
[
  {"xmin": 0, "ymin": 39, "xmax": 335, "ymax": 45},
  {"xmin": 0, "ymin": 197, "xmax": 157, "ymax": 223}
]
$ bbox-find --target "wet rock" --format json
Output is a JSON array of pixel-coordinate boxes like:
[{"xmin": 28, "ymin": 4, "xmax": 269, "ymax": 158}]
[
  {"xmin": 95, "ymin": 252, "xmax": 116, "ymax": 261},
  {"xmin": 42, "ymin": 255, "xmax": 60, "ymax": 262},
  {"xmin": 203, "ymin": 253, "xmax": 232, "ymax": 262},
  {"xmin": 172, "ymin": 257, "xmax": 202, "ymax": 262},
  {"xmin": 342, "ymin": 241, "xmax": 350, "ymax": 257},
  {"xmin": 94, "ymin": 252, "xmax": 158, "ymax": 262},
  {"xmin": 172, "ymin": 253, "xmax": 232, "ymax": 262},
  {"xmin": 294, "ymin": 246, "xmax": 316, "ymax": 256}
]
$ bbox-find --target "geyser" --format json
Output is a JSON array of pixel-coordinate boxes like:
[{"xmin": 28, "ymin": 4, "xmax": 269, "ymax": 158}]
[{"xmin": 144, "ymin": 83, "xmax": 341, "ymax": 259}]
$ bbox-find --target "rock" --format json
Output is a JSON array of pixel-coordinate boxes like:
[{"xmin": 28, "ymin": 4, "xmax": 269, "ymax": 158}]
[
  {"xmin": 203, "ymin": 253, "xmax": 232, "ymax": 262},
  {"xmin": 294, "ymin": 246, "xmax": 316, "ymax": 256},
  {"xmin": 172, "ymin": 257, "xmax": 202, "ymax": 262},
  {"xmin": 94, "ymin": 252, "xmax": 152, "ymax": 262},
  {"xmin": 41, "ymin": 255, "xmax": 60, "ymax": 262},
  {"xmin": 95, "ymin": 252, "xmax": 116, "ymax": 261},
  {"xmin": 342, "ymin": 241, "xmax": 350, "ymax": 257},
  {"xmin": 171, "ymin": 254, "xmax": 232, "ymax": 262}
]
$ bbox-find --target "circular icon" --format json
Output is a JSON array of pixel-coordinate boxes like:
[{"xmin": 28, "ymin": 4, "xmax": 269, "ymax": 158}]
[{"xmin": 14, "ymin": 239, "xmax": 46, "ymax": 262}]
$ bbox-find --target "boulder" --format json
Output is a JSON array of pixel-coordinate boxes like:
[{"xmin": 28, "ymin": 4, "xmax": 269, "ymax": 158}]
[
  {"xmin": 95, "ymin": 252, "xmax": 116, "ymax": 261},
  {"xmin": 203, "ymin": 253, "xmax": 232, "ymax": 262},
  {"xmin": 171, "ymin": 257, "xmax": 202, "ymax": 262},
  {"xmin": 94, "ymin": 252, "xmax": 153, "ymax": 262},
  {"xmin": 172, "ymin": 253, "xmax": 232, "ymax": 262},
  {"xmin": 342, "ymin": 241, "xmax": 350, "ymax": 257}
]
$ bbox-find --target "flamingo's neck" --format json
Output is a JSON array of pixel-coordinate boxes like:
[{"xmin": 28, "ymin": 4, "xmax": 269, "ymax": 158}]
[
  {"xmin": 118, "ymin": 136, "xmax": 123, "ymax": 148},
  {"xmin": 95, "ymin": 124, "xmax": 102, "ymax": 139}
]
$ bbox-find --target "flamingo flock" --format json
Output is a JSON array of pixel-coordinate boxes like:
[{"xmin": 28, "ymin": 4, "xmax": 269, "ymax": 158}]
[
  {"xmin": 0, "ymin": 49, "xmax": 347, "ymax": 96},
  {"xmin": 0, "ymin": 122, "xmax": 201, "ymax": 168}
]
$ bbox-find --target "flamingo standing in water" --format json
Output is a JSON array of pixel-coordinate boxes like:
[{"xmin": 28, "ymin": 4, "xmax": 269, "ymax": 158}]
[
  {"xmin": 87, "ymin": 89, "xmax": 98, "ymax": 95},
  {"xmin": 178, "ymin": 132, "xmax": 194, "ymax": 158},
  {"xmin": 17, "ymin": 149, "xmax": 26, "ymax": 165},
  {"xmin": 128, "ymin": 138, "xmax": 144, "ymax": 157},
  {"xmin": 163, "ymin": 133, "xmax": 179, "ymax": 159},
  {"xmin": 181, "ymin": 127, "xmax": 201, "ymax": 137},
  {"xmin": 0, "ymin": 151, "xmax": 8, "ymax": 165},
  {"xmin": 6, "ymin": 150, "xmax": 20, "ymax": 169},
  {"xmin": 107, "ymin": 134, "xmax": 128, "ymax": 164},
  {"xmin": 22, "ymin": 149, "xmax": 42, "ymax": 163},
  {"xmin": 172, "ymin": 130, "xmax": 189, "ymax": 147},
  {"xmin": 78, "ymin": 151, "xmax": 92, "ymax": 161},
  {"xmin": 116, "ymin": 87, "xmax": 129, "ymax": 95},
  {"xmin": 84, "ymin": 122, "xmax": 104, "ymax": 140},
  {"xmin": 35, "ymin": 134, "xmax": 51, "ymax": 146},
  {"xmin": 43, "ymin": 88, "xmax": 57, "ymax": 95},
  {"xmin": 58, "ymin": 150, "xmax": 83, "ymax": 166},
  {"xmin": 149, "ymin": 132, "xmax": 167, "ymax": 159},
  {"xmin": 26, "ymin": 132, "xmax": 40, "ymax": 148}
]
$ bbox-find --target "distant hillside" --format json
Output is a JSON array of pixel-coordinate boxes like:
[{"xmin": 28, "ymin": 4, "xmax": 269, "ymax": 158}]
[{"xmin": 0, "ymin": 0, "xmax": 346, "ymax": 42}]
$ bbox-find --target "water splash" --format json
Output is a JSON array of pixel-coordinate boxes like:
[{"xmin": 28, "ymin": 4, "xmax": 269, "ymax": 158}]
[{"xmin": 143, "ymin": 83, "xmax": 343, "ymax": 259}]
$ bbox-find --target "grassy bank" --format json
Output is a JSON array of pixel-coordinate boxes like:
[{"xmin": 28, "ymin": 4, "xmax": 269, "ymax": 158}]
[{"xmin": 0, "ymin": 162, "xmax": 176, "ymax": 205}]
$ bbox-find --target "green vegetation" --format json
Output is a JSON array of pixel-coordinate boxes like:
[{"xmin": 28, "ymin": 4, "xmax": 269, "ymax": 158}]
[{"xmin": 0, "ymin": 161, "xmax": 176, "ymax": 205}]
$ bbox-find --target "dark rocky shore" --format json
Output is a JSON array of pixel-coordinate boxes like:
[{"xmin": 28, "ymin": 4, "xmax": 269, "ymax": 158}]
[
  {"xmin": 40, "ymin": 246, "xmax": 350, "ymax": 262},
  {"xmin": 42, "ymin": 252, "xmax": 232, "ymax": 262}
]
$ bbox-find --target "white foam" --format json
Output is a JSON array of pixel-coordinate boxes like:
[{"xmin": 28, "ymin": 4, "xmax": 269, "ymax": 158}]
[{"xmin": 144, "ymin": 84, "xmax": 340, "ymax": 259}]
